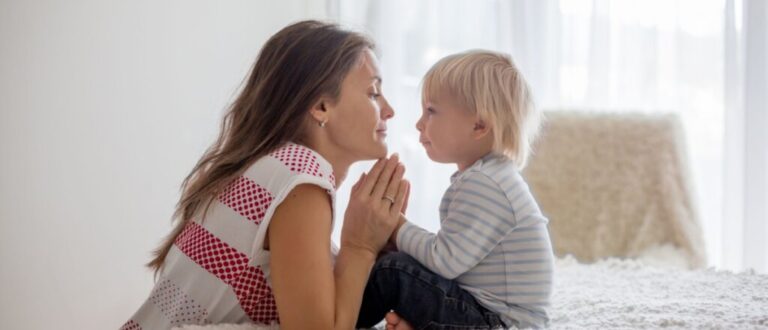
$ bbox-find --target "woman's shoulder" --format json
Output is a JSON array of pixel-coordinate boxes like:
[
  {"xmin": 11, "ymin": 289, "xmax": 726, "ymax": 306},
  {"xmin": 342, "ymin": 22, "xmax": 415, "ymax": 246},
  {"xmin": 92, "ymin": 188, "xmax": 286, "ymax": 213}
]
[{"xmin": 242, "ymin": 142, "xmax": 336, "ymax": 193}]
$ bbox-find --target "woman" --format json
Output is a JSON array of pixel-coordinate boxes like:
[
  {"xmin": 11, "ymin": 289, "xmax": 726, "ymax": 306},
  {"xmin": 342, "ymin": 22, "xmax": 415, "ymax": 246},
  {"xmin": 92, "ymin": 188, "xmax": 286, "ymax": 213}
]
[{"xmin": 121, "ymin": 20, "xmax": 408, "ymax": 329}]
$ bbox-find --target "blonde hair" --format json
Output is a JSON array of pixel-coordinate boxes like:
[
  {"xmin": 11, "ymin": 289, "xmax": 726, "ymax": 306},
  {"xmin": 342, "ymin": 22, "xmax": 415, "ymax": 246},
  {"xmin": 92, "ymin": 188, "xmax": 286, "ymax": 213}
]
[{"xmin": 422, "ymin": 50, "xmax": 540, "ymax": 168}]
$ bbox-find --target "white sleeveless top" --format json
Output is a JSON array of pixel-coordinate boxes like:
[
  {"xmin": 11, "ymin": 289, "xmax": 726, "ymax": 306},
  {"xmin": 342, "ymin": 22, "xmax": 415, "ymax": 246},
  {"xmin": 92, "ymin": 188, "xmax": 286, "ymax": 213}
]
[{"xmin": 121, "ymin": 142, "xmax": 336, "ymax": 330}]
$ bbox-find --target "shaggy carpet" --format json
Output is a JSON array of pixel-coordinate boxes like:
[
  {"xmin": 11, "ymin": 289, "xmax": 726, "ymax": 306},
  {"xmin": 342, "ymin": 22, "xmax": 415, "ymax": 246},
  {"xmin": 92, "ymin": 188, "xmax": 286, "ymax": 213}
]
[{"xmin": 173, "ymin": 250, "xmax": 768, "ymax": 329}]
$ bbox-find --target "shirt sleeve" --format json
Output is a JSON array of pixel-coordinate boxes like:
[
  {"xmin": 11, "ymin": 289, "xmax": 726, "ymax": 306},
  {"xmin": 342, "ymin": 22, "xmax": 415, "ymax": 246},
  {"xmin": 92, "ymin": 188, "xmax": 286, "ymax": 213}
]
[{"xmin": 395, "ymin": 172, "xmax": 517, "ymax": 279}]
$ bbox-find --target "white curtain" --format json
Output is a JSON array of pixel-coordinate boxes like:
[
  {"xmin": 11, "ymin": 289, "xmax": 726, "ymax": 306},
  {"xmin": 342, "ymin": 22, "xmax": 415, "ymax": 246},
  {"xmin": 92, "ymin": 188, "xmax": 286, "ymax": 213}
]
[{"xmin": 330, "ymin": 0, "xmax": 768, "ymax": 272}]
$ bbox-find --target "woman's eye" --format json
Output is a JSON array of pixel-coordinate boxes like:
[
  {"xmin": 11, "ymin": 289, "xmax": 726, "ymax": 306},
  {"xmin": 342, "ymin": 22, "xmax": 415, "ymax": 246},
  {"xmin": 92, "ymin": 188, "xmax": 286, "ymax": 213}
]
[
  {"xmin": 426, "ymin": 107, "xmax": 436, "ymax": 114},
  {"xmin": 370, "ymin": 93, "xmax": 381, "ymax": 99}
]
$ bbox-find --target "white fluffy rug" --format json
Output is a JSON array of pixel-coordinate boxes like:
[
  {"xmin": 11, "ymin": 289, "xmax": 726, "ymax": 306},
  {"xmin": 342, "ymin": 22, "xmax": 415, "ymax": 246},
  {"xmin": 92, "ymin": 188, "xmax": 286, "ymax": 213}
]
[
  {"xmin": 549, "ymin": 256, "xmax": 768, "ymax": 329},
  {"xmin": 172, "ymin": 254, "xmax": 768, "ymax": 330}
]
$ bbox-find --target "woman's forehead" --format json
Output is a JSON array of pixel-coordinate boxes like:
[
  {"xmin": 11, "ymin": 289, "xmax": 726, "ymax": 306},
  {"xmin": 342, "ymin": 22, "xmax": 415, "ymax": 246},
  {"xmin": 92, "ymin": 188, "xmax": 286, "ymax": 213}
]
[{"xmin": 354, "ymin": 50, "xmax": 381, "ymax": 83}]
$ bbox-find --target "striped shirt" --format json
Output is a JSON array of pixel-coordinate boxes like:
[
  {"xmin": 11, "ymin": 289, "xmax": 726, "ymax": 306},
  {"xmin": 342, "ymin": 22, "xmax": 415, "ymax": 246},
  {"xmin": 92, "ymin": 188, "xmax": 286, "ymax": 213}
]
[
  {"xmin": 121, "ymin": 142, "xmax": 337, "ymax": 330},
  {"xmin": 396, "ymin": 153, "xmax": 554, "ymax": 328}
]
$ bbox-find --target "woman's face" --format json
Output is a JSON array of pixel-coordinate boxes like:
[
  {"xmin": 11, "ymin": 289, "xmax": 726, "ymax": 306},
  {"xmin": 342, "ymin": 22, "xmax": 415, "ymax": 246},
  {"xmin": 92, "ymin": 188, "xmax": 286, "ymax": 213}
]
[{"xmin": 325, "ymin": 49, "xmax": 394, "ymax": 161}]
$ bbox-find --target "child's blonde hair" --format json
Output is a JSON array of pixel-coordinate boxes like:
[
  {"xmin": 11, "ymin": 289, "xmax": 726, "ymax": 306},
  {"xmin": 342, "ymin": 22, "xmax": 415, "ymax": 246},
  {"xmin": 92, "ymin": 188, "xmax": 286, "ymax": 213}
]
[{"xmin": 422, "ymin": 50, "xmax": 540, "ymax": 168}]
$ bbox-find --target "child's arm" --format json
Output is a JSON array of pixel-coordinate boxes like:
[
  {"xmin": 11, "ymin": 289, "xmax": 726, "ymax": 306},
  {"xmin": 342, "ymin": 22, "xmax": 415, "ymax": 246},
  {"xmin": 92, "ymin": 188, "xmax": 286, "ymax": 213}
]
[{"xmin": 394, "ymin": 172, "xmax": 517, "ymax": 279}]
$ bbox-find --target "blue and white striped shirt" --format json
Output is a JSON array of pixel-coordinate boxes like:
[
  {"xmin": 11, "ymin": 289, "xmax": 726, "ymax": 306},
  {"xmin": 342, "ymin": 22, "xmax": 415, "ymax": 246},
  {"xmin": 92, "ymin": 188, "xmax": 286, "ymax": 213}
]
[{"xmin": 396, "ymin": 153, "xmax": 554, "ymax": 328}]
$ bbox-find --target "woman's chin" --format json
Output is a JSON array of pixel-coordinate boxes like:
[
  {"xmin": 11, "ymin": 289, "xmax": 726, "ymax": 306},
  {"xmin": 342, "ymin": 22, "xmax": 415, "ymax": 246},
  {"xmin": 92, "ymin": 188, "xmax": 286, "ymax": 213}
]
[
  {"xmin": 370, "ymin": 141, "xmax": 389, "ymax": 159},
  {"xmin": 373, "ymin": 143, "xmax": 388, "ymax": 159}
]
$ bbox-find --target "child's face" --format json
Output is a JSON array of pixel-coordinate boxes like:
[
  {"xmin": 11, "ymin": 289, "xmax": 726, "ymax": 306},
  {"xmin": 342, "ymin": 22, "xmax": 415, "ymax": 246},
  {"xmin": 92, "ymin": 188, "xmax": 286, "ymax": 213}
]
[{"xmin": 417, "ymin": 92, "xmax": 487, "ymax": 170}]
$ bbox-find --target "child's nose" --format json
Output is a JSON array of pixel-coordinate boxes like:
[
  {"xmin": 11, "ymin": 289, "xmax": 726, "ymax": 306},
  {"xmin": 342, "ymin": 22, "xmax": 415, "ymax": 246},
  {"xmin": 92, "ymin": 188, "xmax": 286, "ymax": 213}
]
[{"xmin": 415, "ymin": 116, "xmax": 424, "ymax": 132}]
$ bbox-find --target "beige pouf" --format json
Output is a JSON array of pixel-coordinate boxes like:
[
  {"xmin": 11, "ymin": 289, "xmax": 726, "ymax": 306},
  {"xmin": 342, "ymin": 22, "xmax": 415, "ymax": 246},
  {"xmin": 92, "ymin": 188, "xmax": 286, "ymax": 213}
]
[{"xmin": 523, "ymin": 111, "xmax": 706, "ymax": 268}]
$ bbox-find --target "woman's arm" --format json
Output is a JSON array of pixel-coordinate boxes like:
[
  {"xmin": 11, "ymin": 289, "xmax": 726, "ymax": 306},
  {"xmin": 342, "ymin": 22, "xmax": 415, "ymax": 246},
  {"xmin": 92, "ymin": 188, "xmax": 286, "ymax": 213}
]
[
  {"xmin": 269, "ymin": 156, "xmax": 408, "ymax": 329},
  {"xmin": 268, "ymin": 183, "xmax": 340, "ymax": 329}
]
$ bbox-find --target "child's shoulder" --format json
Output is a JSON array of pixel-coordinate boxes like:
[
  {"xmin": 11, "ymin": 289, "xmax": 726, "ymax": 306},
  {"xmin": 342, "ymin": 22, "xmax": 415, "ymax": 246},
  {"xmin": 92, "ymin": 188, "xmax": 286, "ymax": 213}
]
[
  {"xmin": 457, "ymin": 157, "xmax": 523, "ymax": 196},
  {"xmin": 470, "ymin": 154, "xmax": 522, "ymax": 185}
]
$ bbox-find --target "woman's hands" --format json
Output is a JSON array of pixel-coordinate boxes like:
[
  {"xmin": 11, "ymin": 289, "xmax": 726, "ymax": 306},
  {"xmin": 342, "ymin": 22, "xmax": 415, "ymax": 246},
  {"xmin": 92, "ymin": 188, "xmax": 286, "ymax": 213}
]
[{"xmin": 341, "ymin": 154, "xmax": 410, "ymax": 257}]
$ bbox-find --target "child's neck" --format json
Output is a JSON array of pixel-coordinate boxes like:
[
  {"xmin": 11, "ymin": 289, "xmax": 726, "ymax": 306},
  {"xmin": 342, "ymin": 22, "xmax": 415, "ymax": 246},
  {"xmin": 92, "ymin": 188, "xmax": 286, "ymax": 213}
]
[{"xmin": 456, "ymin": 148, "xmax": 494, "ymax": 173}]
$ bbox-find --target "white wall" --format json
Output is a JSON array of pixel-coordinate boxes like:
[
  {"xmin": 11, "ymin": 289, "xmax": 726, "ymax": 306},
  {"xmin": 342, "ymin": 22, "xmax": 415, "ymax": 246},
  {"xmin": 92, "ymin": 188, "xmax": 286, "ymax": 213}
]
[{"xmin": 0, "ymin": 1, "xmax": 326, "ymax": 329}]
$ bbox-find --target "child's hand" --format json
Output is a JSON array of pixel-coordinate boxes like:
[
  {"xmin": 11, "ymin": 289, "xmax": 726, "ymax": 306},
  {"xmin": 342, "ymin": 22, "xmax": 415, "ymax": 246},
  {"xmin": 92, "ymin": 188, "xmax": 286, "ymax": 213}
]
[
  {"xmin": 385, "ymin": 311, "xmax": 413, "ymax": 330},
  {"xmin": 401, "ymin": 179, "xmax": 410, "ymax": 214},
  {"xmin": 387, "ymin": 213, "xmax": 407, "ymax": 246}
]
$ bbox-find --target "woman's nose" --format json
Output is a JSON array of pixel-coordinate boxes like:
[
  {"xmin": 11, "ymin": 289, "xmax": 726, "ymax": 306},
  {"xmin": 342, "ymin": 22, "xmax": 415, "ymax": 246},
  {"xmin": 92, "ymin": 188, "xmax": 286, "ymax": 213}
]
[{"xmin": 380, "ymin": 97, "xmax": 394, "ymax": 120}]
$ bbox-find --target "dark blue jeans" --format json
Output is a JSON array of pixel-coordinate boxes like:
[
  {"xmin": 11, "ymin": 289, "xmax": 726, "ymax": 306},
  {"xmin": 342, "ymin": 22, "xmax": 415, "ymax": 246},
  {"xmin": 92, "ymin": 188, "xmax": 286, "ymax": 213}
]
[{"xmin": 357, "ymin": 252, "xmax": 506, "ymax": 330}]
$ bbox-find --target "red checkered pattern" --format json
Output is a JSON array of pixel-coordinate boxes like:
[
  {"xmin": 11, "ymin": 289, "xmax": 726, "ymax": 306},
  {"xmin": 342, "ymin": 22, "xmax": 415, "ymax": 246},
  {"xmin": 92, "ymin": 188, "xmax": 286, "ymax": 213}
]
[
  {"xmin": 174, "ymin": 222, "xmax": 277, "ymax": 323},
  {"xmin": 218, "ymin": 176, "xmax": 273, "ymax": 224},
  {"xmin": 119, "ymin": 320, "xmax": 141, "ymax": 330},
  {"xmin": 149, "ymin": 279, "xmax": 208, "ymax": 326}
]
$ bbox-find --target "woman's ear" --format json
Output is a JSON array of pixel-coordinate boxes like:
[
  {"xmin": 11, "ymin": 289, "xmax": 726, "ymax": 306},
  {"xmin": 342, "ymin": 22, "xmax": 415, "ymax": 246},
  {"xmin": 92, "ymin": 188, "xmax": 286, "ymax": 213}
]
[
  {"xmin": 308, "ymin": 98, "xmax": 330, "ymax": 125},
  {"xmin": 472, "ymin": 119, "xmax": 491, "ymax": 140}
]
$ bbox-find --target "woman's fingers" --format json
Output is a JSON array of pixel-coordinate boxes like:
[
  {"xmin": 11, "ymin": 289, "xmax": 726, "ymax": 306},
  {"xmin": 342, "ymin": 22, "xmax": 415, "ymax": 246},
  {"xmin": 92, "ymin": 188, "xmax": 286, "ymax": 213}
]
[
  {"xmin": 390, "ymin": 179, "xmax": 409, "ymax": 217},
  {"xmin": 371, "ymin": 154, "xmax": 400, "ymax": 199},
  {"xmin": 350, "ymin": 172, "xmax": 365, "ymax": 193},
  {"xmin": 381, "ymin": 163, "xmax": 404, "ymax": 207},
  {"xmin": 360, "ymin": 158, "xmax": 388, "ymax": 195},
  {"xmin": 341, "ymin": 153, "xmax": 408, "ymax": 254}
]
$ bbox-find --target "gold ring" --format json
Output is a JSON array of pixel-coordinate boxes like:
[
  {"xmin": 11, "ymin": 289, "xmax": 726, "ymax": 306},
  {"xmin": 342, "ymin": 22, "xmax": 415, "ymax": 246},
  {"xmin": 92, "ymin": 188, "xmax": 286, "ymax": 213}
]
[{"xmin": 382, "ymin": 196, "xmax": 395, "ymax": 204}]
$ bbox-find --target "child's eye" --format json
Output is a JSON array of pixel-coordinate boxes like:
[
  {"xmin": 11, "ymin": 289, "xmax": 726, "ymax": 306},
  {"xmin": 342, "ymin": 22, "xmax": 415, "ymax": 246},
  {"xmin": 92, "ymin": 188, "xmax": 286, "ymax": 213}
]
[{"xmin": 426, "ymin": 107, "xmax": 436, "ymax": 114}]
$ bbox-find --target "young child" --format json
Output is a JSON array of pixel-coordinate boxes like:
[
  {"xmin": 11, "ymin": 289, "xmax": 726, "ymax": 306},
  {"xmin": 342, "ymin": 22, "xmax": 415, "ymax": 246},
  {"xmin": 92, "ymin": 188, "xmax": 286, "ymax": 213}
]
[{"xmin": 357, "ymin": 50, "xmax": 554, "ymax": 329}]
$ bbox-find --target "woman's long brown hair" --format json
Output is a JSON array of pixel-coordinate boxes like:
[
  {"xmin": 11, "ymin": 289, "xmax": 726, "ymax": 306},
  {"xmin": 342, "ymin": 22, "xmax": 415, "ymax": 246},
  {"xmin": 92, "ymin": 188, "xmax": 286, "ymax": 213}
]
[{"xmin": 147, "ymin": 20, "xmax": 374, "ymax": 274}]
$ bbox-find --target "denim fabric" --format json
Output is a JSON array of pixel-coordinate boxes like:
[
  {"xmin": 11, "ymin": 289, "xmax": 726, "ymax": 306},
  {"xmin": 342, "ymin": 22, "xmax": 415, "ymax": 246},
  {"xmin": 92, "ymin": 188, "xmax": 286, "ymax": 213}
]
[{"xmin": 357, "ymin": 252, "xmax": 506, "ymax": 330}]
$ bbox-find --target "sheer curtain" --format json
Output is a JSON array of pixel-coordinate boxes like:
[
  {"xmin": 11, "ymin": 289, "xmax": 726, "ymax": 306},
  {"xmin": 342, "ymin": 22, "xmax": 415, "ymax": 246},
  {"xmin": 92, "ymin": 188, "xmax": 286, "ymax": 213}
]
[{"xmin": 330, "ymin": 0, "xmax": 768, "ymax": 272}]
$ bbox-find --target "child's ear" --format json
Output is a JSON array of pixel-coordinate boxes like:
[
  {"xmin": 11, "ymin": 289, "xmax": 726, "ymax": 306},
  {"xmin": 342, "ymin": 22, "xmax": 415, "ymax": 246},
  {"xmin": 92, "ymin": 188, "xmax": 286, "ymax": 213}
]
[{"xmin": 472, "ymin": 120, "xmax": 491, "ymax": 139}]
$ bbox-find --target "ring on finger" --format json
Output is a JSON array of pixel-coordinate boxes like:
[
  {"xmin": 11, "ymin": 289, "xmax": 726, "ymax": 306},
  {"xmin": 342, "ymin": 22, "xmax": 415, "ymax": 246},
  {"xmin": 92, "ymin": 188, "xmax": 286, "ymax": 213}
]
[{"xmin": 382, "ymin": 195, "xmax": 395, "ymax": 204}]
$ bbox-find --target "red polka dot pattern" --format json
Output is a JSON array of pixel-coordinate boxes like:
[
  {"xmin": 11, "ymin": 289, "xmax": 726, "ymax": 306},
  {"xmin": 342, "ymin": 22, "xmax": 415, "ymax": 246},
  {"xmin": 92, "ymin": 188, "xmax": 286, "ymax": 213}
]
[
  {"xmin": 231, "ymin": 265, "xmax": 279, "ymax": 323},
  {"xmin": 218, "ymin": 176, "xmax": 273, "ymax": 224},
  {"xmin": 149, "ymin": 279, "xmax": 208, "ymax": 326},
  {"xmin": 174, "ymin": 222, "xmax": 250, "ymax": 282},
  {"xmin": 270, "ymin": 144, "xmax": 336, "ymax": 188},
  {"xmin": 174, "ymin": 222, "xmax": 278, "ymax": 324},
  {"xmin": 119, "ymin": 320, "xmax": 141, "ymax": 330}
]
